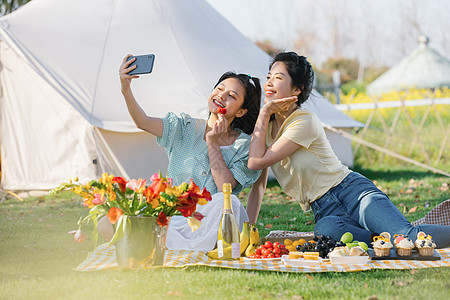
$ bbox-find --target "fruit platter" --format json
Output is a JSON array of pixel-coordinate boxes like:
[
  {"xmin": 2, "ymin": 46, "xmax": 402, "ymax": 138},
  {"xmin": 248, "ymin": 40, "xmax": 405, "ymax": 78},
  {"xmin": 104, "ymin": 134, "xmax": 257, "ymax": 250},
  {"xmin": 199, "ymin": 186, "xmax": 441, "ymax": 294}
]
[{"xmin": 206, "ymin": 219, "xmax": 442, "ymax": 265}]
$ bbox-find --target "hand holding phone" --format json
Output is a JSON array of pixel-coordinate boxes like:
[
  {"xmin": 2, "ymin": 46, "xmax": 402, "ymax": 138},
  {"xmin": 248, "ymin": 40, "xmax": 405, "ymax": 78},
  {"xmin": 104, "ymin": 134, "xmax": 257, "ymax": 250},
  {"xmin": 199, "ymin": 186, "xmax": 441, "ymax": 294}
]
[{"xmin": 127, "ymin": 54, "xmax": 155, "ymax": 75}]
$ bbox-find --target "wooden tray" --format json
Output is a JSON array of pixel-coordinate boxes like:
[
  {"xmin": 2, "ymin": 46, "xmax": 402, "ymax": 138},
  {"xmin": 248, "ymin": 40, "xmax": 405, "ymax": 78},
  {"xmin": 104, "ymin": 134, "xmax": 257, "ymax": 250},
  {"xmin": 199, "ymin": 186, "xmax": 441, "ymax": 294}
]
[{"xmin": 368, "ymin": 248, "xmax": 440, "ymax": 261}]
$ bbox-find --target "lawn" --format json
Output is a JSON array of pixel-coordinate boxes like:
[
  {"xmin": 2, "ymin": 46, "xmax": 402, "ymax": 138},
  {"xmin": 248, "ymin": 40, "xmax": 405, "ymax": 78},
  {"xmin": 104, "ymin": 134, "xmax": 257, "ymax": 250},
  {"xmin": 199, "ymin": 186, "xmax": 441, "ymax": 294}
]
[{"xmin": 1, "ymin": 165, "xmax": 449, "ymax": 299}]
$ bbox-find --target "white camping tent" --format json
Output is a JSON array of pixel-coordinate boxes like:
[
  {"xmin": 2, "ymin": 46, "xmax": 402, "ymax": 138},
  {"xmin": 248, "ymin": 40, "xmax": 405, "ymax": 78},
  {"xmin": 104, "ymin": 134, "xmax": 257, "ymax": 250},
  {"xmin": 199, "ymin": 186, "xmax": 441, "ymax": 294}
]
[
  {"xmin": 0, "ymin": 0, "xmax": 362, "ymax": 191},
  {"xmin": 367, "ymin": 36, "xmax": 450, "ymax": 95}
]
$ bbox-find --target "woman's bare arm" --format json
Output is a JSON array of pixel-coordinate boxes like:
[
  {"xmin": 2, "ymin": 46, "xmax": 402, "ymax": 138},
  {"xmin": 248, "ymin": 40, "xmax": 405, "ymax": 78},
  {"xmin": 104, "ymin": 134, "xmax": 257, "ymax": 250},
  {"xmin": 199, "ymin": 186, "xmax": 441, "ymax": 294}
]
[
  {"xmin": 119, "ymin": 55, "xmax": 163, "ymax": 137},
  {"xmin": 246, "ymin": 168, "xmax": 269, "ymax": 224}
]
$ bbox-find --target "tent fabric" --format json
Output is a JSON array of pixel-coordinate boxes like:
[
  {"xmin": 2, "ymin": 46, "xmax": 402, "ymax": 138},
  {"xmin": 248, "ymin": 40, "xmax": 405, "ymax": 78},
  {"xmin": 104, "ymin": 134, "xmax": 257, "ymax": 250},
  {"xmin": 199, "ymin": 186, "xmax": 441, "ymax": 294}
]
[
  {"xmin": 367, "ymin": 38, "xmax": 450, "ymax": 95},
  {"xmin": 0, "ymin": 0, "xmax": 361, "ymax": 191}
]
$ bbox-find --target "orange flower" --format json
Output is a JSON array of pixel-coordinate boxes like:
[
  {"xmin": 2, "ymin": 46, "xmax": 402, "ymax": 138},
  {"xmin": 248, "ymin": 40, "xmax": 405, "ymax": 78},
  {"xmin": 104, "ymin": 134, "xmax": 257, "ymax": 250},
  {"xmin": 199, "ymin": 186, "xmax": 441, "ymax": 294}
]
[
  {"xmin": 143, "ymin": 186, "xmax": 158, "ymax": 207},
  {"xmin": 195, "ymin": 187, "xmax": 212, "ymax": 205},
  {"xmin": 149, "ymin": 178, "xmax": 167, "ymax": 195},
  {"xmin": 157, "ymin": 211, "xmax": 168, "ymax": 226},
  {"xmin": 107, "ymin": 207, "xmax": 124, "ymax": 224},
  {"xmin": 188, "ymin": 179, "xmax": 200, "ymax": 194},
  {"xmin": 187, "ymin": 179, "xmax": 212, "ymax": 205}
]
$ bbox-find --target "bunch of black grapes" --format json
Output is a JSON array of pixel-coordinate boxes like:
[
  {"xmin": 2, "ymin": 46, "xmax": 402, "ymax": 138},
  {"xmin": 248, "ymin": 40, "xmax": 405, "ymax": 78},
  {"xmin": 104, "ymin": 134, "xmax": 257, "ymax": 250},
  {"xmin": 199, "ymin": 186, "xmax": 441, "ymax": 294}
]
[{"xmin": 296, "ymin": 236, "xmax": 346, "ymax": 258}]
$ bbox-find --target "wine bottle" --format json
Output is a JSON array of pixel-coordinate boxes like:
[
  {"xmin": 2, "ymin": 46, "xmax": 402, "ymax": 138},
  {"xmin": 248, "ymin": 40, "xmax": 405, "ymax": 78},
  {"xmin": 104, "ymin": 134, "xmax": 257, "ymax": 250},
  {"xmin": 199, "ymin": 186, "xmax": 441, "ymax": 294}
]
[{"xmin": 217, "ymin": 183, "xmax": 240, "ymax": 260}]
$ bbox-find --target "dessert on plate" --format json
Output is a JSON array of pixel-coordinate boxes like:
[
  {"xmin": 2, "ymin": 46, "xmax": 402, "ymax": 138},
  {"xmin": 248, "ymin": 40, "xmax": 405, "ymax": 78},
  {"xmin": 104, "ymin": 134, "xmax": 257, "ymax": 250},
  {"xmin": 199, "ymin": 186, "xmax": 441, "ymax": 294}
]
[
  {"xmin": 393, "ymin": 234, "xmax": 414, "ymax": 256},
  {"xmin": 414, "ymin": 231, "xmax": 436, "ymax": 256},
  {"xmin": 371, "ymin": 232, "xmax": 392, "ymax": 257}
]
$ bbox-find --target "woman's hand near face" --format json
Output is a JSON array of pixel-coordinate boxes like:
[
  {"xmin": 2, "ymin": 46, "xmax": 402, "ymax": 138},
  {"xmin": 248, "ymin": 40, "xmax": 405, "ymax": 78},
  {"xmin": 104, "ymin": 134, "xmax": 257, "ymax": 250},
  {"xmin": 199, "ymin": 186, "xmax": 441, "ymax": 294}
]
[
  {"xmin": 262, "ymin": 96, "xmax": 298, "ymax": 115},
  {"xmin": 205, "ymin": 113, "xmax": 228, "ymax": 142},
  {"xmin": 119, "ymin": 54, "xmax": 140, "ymax": 92},
  {"xmin": 205, "ymin": 113, "xmax": 238, "ymax": 191}
]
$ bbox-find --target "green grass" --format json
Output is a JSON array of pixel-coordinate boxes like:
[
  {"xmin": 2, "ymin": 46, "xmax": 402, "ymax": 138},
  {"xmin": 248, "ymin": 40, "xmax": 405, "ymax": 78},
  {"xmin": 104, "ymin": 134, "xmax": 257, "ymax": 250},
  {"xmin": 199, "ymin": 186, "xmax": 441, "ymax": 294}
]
[{"xmin": 1, "ymin": 165, "xmax": 449, "ymax": 299}]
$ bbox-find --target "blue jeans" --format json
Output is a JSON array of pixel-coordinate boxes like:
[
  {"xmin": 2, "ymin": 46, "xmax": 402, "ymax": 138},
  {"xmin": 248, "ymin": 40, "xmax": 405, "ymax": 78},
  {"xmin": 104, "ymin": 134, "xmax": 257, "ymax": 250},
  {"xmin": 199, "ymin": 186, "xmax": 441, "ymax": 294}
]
[{"xmin": 311, "ymin": 172, "xmax": 450, "ymax": 248}]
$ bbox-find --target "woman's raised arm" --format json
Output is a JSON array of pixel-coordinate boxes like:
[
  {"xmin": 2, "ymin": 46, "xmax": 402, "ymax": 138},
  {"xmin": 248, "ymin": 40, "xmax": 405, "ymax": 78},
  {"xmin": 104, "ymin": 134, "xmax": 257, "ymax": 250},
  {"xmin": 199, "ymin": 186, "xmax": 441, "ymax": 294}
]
[{"xmin": 119, "ymin": 54, "xmax": 163, "ymax": 137}]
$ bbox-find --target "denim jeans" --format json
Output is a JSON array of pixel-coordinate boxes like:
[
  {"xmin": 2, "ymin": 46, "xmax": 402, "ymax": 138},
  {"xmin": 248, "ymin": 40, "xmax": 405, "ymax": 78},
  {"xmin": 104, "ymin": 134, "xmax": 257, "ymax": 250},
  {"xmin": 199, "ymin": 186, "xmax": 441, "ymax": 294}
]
[{"xmin": 311, "ymin": 172, "xmax": 450, "ymax": 248}]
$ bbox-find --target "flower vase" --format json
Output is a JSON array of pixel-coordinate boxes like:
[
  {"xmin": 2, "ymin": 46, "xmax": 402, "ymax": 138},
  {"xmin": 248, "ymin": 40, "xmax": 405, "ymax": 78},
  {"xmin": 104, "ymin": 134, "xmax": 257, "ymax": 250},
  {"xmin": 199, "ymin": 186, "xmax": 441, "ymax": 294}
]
[{"xmin": 115, "ymin": 216, "xmax": 170, "ymax": 268}]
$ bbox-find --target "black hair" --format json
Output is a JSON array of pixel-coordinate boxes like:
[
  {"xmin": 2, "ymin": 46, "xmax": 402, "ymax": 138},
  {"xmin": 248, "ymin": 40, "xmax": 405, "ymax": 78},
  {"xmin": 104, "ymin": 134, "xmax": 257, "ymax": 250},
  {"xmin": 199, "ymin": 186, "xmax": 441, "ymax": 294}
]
[
  {"xmin": 270, "ymin": 52, "xmax": 314, "ymax": 107},
  {"xmin": 213, "ymin": 72, "xmax": 261, "ymax": 135}
]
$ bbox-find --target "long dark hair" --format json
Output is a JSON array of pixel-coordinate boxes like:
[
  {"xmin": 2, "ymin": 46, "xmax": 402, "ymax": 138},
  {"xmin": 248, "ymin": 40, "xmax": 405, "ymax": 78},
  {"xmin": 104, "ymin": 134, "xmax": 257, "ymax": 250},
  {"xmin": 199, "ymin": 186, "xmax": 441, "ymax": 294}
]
[
  {"xmin": 213, "ymin": 72, "xmax": 261, "ymax": 135},
  {"xmin": 270, "ymin": 52, "xmax": 314, "ymax": 106}
]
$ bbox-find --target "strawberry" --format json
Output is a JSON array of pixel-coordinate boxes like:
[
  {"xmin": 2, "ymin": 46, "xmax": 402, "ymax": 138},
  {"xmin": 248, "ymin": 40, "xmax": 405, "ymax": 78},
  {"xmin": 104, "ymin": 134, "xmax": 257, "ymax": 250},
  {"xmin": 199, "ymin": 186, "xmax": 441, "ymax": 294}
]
[{"xmin": 217, "ymin": 107, "xmax": 227, "ymax": 114}]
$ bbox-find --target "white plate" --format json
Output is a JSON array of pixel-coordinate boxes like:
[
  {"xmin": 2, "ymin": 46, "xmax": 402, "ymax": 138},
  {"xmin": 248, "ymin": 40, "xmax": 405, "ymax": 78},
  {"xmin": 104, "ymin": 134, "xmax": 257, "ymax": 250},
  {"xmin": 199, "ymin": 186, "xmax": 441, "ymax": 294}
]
[
  {"xmin": 329, "ymin": 255, "xmax": 370, "ymax": 265},
  {"xmin": 281, "ymin": 255, "xmax": 324, "ymax": 266}
]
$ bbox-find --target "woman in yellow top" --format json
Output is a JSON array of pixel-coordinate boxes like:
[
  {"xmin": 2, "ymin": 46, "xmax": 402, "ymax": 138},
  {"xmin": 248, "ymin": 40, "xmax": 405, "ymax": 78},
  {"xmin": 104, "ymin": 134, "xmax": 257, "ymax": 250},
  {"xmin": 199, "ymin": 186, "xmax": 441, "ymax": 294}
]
[{"xmin": 247, "ymin": 52, "xmax": 450, "ymax": 248}]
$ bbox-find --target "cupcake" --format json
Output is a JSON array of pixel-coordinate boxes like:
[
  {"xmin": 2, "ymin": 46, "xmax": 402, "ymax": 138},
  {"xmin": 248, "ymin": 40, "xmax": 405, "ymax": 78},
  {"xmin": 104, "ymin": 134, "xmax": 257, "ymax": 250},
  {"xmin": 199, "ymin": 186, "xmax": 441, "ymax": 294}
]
[
  {"xmin": 394, "ymin": 234, "xmax": 414, "ymax": 256},
  {"xmin": 415, "ymin": 231, "xmax": 436, "ymax": 256},
  {"xmin": 371, "ymin": 232, "xmax": 392, "ymax": 257}
]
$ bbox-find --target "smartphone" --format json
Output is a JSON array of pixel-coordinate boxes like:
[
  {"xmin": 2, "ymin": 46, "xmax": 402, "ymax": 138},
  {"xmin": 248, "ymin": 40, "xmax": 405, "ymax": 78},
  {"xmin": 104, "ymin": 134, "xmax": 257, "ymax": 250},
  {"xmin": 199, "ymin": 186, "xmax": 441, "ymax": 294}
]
[{"xmin": 127, "ymin": 54, "xmax": 155, "ymax": 75}]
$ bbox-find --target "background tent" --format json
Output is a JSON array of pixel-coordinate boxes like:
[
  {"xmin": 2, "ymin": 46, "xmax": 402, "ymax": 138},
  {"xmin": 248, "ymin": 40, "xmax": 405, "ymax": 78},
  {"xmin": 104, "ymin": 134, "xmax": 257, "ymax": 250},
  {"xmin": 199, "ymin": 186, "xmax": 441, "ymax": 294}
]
[
  {"xmin": 0, "ymin": 0, "xmax": 361, "ymax": 191},
  {"xmin": 367, "ymin": 36, "xmax": 450, "ymax": 95}
]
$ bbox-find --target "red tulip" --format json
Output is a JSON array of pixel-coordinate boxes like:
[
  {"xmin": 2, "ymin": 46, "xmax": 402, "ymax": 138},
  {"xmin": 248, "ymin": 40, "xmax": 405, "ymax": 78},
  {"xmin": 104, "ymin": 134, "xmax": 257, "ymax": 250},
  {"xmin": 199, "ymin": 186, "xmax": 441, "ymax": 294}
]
[
  {"xmin": 112, "ymin": 176, "xmax": 128, "ymax": 193},
  {"xmin": 175, "ymin": 198, "xmax": 197, "ymax": 217},
  {"xmin": 157, "ymin": 211, "xmax": 168, "ymax": 226}
]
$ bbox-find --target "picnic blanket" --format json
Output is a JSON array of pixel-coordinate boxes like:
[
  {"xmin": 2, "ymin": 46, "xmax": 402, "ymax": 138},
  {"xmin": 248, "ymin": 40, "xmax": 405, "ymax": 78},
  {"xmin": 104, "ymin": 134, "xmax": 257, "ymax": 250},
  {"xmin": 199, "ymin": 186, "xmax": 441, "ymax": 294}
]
[{"xmin": 75, "ymin": 243, "xmax": 450, "ymax": 273}]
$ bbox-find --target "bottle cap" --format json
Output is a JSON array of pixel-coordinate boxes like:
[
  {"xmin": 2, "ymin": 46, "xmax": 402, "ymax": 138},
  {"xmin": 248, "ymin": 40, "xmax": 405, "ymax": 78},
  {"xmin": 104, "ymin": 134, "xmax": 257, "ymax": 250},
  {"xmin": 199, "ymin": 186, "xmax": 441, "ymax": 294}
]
[{"xmin": 222, "ymin": 183, "xmax": 232, "ymax": 193}]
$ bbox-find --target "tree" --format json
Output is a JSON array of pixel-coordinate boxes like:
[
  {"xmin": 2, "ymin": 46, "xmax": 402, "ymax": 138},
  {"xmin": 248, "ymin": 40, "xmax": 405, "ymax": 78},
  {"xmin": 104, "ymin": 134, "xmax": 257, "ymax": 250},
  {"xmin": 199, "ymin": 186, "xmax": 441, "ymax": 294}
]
[
  {"xmin": 1, "ymin": 0, "xmax": 30, "ymax": 16},
  {"xmin": 255, "ymin": 40, "xmax": 282, "ymax": 57}
]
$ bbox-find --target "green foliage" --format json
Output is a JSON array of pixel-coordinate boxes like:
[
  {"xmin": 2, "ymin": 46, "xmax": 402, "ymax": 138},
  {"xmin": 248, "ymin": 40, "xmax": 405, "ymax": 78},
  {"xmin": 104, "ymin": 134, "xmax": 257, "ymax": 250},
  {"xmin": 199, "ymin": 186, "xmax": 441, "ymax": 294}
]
[{"xmin": 341, "ymin": 80, "xmax": 366, "ymax": 95}]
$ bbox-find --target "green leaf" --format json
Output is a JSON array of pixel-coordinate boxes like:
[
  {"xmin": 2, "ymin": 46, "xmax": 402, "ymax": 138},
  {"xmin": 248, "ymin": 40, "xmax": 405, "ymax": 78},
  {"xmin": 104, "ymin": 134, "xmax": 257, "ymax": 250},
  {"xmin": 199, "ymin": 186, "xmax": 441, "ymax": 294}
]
[{"xmin": 108, "ymin": 215, "xmax": 129, "ymax": 246}]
